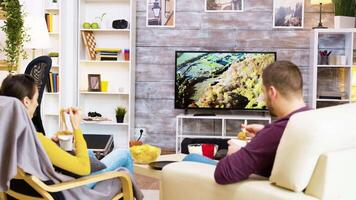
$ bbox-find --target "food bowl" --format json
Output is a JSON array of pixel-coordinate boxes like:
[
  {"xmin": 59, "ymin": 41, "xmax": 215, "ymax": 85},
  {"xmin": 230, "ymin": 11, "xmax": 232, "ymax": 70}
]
[{"xmin": 130, "ymin": 144, "xmax": 161, "ymax": 164}]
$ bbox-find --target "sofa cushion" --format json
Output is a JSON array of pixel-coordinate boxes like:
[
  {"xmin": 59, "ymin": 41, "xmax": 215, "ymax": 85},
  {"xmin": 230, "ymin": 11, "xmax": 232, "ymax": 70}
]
[
  {"xmin": 270, "ymin": 103, "xmax": 356, "ymax": 192},
  {"xmin": 162, "ymin": 161, "xmax": 317, "ymax": 200}
]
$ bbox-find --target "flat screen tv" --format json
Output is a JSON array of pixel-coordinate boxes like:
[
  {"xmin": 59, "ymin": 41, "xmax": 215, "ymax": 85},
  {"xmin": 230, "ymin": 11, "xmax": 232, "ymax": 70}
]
[{"xmin": 175, "ymin": 51, "xmax": 276, "ymax": 110}]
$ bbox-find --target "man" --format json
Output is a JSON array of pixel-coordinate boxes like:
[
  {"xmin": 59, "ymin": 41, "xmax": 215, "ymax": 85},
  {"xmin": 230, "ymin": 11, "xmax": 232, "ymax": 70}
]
[
  {"xmin": 183, "ymin": 61, "xmax": 308, "ymax": 184},
  {"xmin": 214, "ymin": 60, "xmax": 308, "ymax": 184}
]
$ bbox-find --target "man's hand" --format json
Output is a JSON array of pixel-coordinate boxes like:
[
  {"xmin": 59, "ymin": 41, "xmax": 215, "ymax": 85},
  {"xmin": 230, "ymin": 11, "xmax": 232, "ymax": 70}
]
[
  {"xmin": 241, "ymin": 123, "xmax": 265, "ymax": 137},
  {"xmin": 227, "ymin": 139, "xmax": 242, "ymax": 156}
]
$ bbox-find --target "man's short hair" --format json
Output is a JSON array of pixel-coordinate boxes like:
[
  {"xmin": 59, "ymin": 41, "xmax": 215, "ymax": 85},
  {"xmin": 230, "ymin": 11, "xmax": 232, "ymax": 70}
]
[{"xmin": 262, "ymin": 61, "xmax": 303, "ymax": 98}]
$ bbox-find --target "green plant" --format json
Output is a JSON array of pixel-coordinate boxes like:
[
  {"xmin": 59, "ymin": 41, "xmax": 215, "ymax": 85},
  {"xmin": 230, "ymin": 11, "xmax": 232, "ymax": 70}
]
[
  {"xmin": 115, "ymin": 106, "xmax": 126, "ymax": 117},
  {"xmin": 332, "ymin": 0, "xmax": 356, "ymax": 17},
  {"xmin": 0, "ymin": 0, "xmax": 27, "ymax": 72},
  {"xmin": 95, "ymin": 13, "xmax": 106, "ymax": 25}
]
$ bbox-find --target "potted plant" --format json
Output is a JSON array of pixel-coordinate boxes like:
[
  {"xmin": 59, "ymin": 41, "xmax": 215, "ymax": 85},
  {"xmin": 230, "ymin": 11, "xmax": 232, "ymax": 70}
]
[
  {"xmin": 332, "ymin": 0, "xmax": 356, "ymax": 28},
  {"xmin": 115, "ymin": 106, "xmax": 126, "ymax": 123},
  {"xmin": 95, "ymin": 13, "xmax": 106, "ymax": 29},
  {"xmin": 0, "ymin": 0, "xmax": 27, "ymax": 73}
]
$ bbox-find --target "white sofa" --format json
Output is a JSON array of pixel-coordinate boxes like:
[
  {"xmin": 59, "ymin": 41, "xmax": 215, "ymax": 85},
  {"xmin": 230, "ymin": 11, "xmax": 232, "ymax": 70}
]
[{"xmin": 161, "ymin": 103, "xmax": 356, "ymax": 200}]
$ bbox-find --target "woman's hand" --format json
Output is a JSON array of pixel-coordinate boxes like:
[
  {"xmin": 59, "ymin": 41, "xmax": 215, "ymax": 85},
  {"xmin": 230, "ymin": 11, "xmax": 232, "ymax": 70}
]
[{"xmin": 65, "ymin": 107, "xmax": 82, "ymax": 130}]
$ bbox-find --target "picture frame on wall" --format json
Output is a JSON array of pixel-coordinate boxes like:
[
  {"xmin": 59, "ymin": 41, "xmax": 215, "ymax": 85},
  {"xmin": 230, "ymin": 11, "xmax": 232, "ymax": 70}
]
[
  {"xmin": 205, "ymin": 0, "xmax": 244, "ymax": 12},
  {"xmin": 273, "ymin": 0, "xmax": 304, "ymax": 28},
  {"xmin": 88, "ymin": 74, "xmax": 101, "ymax": 92},
  {"xmin": 146, "ymin": 0, "xmax": 176, "ymax": 27}
]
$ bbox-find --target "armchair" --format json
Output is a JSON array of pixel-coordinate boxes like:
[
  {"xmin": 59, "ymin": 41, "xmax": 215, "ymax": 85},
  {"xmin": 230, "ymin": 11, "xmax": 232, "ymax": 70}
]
[
  {"xmin": 162, "ymin": 103, "xmax": 356, "ymax": 200},
  {"xmin": 0, "ymin": 96, "xmax": 138, "ymax": 200},
  {"xmin": 3, "ymin": 168, "xmax": 133, "ymax": 200}
]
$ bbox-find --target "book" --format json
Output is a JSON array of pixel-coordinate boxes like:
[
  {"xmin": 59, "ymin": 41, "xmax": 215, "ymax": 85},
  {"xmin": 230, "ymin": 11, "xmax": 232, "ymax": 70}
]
[
  {"xmin": 95, "ymin": 48, "xmax": 121, "ymax": 53},
  {"xmin": 52, "ymin": 73, "xmax": 57, "ymax": 93},
  {"xmin": 99, "ymin": 52, "xmax": 119, "ymax": 56},
  {"xmin": 100, "ymin": 57, "xmax": 118, "ymax": 61},
  {"xmin": 46, "ymin": 73, "xmax": 52, "ymax": 93},
  {"xmin": 52, "ymin": 14, "xmax": 59, "ymax": 33},
  {"xmin": 49, "ymin": 72, "xmax": 54, "ymax": 92},
  {"xmin": 56, "ymin": 74, "xmax": 59, "ymax": 92}
]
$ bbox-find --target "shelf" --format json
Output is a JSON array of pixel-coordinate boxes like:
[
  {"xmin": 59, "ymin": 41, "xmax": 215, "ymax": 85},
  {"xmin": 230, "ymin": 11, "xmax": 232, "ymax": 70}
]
[
  {"xmin": 49, "ymin": 32, "xmax": 59, "ymax": 36},
  {"xmin": 316, "ymin": 99, "xmax": 350, "ymax": 102},
  {"xmin": 80, "ymin": 29, "xmax": 129, "ymax": 32},
  {"xmin": 80, "ymin": 91, "xmax": 129, "ymax": 95},
  {"xmin": 176, "ymin": 114, "xmax": 270, "ymax": 120},
  {"xmin": 80, "ymin": 60, "xmax": 130, "ymax": 64},
  {"xmin": 179, "ymin": 135, "xmax": 236, "ymax": 139},
  {"xmin": 82, "ymin": 121, "xmax": 128, "ymax": 126},
  {"xmin": 315, "ymin": 29, "xmax": 356, "ymax": 34},
  {"xmin": 45, "ymin": 92, "xmax": 60, "ymax": 95},
  {"xmin": 317, "ymin": 65, "xmax": 352, "ymax": 68},
  {"xmin": 45, "ymin": 8, "xmax": 59, "ymax": 12},
  {"xmin": 44, "ymin": 113, "xmax": 59, "ymax": 116},
  {"xmin": 85, "ymin": 0, "xmax": 129, "ymax": 2}
]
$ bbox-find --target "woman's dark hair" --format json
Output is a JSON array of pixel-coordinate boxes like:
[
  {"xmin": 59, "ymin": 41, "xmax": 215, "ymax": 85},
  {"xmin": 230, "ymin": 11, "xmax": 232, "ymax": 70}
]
[{"xmin": 0, "ymin": 74, "xmax": 37, "ymax": 101}]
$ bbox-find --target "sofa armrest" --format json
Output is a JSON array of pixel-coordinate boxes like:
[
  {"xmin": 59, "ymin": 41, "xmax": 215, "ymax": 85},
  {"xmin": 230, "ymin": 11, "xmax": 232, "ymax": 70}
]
[
  {"xmin": 306, "ymin": 147, "xmax": 356, "ymax": 200},
  {"xmin": 161, "ymin": 161, "xmax": 317, "ymax": 200}
]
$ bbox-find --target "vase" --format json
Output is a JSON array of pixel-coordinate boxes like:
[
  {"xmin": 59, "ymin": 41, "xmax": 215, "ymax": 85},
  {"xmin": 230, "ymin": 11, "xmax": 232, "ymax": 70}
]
[
  {"xmin": 334, "ymin": 16, "xmax": 356, "ymax": 29},
  {"xmin": 116, "ymin": 115, "xmax": 124, "ymax": 123}
]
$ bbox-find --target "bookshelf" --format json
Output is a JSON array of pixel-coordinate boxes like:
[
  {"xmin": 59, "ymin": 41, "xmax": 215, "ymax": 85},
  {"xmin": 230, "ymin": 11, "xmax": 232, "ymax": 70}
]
[
  {"xmin": 310, "ymin": 29, "xmax": 356, "ymax": 109},
  {"xmin": 77, "ymin": 0, "xmax": 136, "ymax": 148},
  {"xmin": 41, "ymin": 0, "xmax": 62, "ymax": 136}
]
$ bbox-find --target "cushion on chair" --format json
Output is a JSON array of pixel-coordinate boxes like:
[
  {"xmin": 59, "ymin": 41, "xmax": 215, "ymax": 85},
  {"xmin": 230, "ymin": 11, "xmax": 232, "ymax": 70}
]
[
  {"xmin": 270, "ymin": 103, "xmax": 356, "ymax": 192},
  {"xmin": 89, "ymin": 155, "xmax": 106, "ymax": 173}
]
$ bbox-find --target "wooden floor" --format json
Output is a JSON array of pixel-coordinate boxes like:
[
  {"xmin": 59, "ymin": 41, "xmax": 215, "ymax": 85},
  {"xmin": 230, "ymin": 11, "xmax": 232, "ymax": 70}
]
[
  {"xmin": 135, "ymin": 173, "xmax": 160, "ymax": 190},
  {"xmin": 134, "ymin": 148, "xmax": 175, "ymax": 190}
]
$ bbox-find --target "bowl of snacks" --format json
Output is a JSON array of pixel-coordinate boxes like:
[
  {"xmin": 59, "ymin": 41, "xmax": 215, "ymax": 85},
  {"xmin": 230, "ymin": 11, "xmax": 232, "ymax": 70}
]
[{"xmin": 130, "ymin": 144, "xmax": 161, "ymax": 164}]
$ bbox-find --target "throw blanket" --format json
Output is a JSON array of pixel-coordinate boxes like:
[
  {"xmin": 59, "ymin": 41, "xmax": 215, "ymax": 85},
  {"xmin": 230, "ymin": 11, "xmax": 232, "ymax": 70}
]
[{"xmin": 0, "ymin": 96, "xmax": 143, "ymax": 200}]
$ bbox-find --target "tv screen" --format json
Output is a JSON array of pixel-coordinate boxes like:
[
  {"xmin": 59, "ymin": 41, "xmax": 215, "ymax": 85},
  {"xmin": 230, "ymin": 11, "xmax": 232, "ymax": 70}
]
[{"xmin": 175, "ymin": 51, "xmax": 276, "ymax": 110}]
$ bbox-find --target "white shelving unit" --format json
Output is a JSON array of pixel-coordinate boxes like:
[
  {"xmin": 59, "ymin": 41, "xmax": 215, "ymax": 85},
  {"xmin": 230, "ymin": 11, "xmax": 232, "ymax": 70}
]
[
  {"xmin": 42, "ymin": 0, "xmax": 62, "ymax": 136},
  {"xmin": 310, "ymin": 29, "xmax": 356, "ymax": 109},
  {"xmin": 77, "ymin": 0, "xmax": 136, "ymax": 148},
  {"xmin": 176, "ymin": 114, "xmax": 271, "ymax": 153}
]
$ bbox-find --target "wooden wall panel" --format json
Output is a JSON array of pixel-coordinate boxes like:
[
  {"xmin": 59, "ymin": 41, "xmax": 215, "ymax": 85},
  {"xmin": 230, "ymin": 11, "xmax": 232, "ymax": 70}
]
[{"xmin": 135, "ymin": 0, "xmax": 334, "ymax": 149}]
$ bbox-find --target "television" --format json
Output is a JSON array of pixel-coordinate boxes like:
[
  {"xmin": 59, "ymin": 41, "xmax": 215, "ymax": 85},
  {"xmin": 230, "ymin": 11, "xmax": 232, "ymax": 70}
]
[{"xmin": 175, "ymin": 51, "xmax": 276, "ymax": 110}]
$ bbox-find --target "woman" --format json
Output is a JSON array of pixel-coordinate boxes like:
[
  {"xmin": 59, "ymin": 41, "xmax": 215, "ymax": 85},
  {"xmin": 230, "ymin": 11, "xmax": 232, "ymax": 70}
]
[{"xmin": 0, "ymin": 74, "xmax": 133, "ymax": 181}]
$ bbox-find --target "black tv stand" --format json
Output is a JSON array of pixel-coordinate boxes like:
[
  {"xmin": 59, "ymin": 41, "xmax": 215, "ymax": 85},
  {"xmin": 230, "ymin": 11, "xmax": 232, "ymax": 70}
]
[{"xmin": 193, "ymin": 113, "xmax": 216, "ymax": 116}]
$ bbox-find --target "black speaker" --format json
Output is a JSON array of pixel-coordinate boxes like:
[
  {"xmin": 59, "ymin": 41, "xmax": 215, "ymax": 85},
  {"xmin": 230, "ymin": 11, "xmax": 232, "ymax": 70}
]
[{"xmin": 112, "ymin": 19, "xmax": 128, "ymax": 29}]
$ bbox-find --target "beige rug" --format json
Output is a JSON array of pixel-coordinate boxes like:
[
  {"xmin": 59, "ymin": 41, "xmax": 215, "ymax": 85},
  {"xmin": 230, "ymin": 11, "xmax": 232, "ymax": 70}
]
[{"xmin": 142, "ymin": 189, "xmax": 159, "ymax": 200}]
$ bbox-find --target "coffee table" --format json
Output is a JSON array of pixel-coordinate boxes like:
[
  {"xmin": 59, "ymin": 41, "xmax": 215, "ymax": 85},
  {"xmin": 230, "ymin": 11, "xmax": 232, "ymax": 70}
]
[{"xmin": 134, "ymin": 154, "xmax": 186, "ymax": 180}]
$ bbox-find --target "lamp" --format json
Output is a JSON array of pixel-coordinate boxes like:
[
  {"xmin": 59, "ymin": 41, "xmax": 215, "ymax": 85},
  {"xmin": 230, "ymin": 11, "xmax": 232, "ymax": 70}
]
[
  {"xmin": 311, "ymin": 0, "xmax": 332, "ymax": 29},
  {"xmin": 24, "ymin": 15, "xmax": 50, "ymax": 59},
  {"xmin": 152, "ymin": 0, "xmax": 161, "ymax": 18}
]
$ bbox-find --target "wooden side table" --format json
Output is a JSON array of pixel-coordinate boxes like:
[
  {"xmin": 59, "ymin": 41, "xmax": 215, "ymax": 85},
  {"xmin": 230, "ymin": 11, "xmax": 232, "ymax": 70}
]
[{"xmin": 134, "ymin": 154, "xmax": 186, "ymax": 180}]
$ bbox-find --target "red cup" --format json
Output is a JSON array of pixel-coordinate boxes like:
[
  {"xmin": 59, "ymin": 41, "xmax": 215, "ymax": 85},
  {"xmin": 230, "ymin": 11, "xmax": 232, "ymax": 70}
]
[{"xmin": 202, "ymin": 144, "xmax": 216, "ymax": 159}]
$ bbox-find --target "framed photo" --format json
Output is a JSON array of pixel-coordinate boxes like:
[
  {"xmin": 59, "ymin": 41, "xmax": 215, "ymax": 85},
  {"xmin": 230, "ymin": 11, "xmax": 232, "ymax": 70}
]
[
  {"xmin": 88, "ymin": 74, "xmax": 101, "ymax": 92},
  {"xmin": 273, "ymin": 0, "xmax": 304, "ymax": 28},
  {"xmin": 146, "ymin": 0, "xmax": 176, "ymax": 27},
  {"xmin": 205, "ymin": 0, "xmax": 244, "ymax": 12}
]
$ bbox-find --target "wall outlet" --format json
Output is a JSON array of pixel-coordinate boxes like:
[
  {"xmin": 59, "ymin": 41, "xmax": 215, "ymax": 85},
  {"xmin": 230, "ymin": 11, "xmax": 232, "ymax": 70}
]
[{"xmin": 134, "ymin": 128, "xmax": 147, "ymax": 140}]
